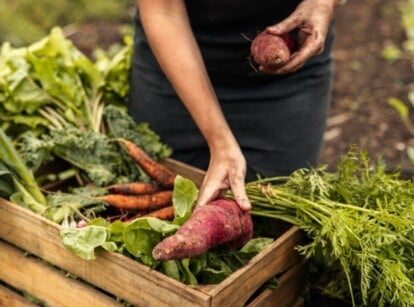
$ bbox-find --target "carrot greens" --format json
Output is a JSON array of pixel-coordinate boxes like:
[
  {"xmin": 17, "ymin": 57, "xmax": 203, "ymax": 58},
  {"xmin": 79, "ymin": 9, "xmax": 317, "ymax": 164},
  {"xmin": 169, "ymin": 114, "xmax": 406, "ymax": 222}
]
[{"xmin": 241, "ymin": 149, "xmax": 414, "ymax": 307}]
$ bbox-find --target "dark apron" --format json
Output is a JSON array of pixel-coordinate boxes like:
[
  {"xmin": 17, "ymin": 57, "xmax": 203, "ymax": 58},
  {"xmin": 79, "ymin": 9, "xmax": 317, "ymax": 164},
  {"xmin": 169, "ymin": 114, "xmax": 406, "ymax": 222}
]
[{"xmin": 128, "ymin": 1, "xmax": 334, "ymax": 180}]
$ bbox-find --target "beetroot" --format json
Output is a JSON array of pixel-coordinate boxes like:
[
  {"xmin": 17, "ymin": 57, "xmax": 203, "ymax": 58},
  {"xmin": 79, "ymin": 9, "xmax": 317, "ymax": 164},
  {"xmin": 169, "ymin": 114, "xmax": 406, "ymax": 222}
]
[
  {"xmin": 152, "ymin": 198, "xmax": 253, "ymax": 261},
  {"xmin": 250, "ymin": 31, "xmax": 296, "ymax": 69}
]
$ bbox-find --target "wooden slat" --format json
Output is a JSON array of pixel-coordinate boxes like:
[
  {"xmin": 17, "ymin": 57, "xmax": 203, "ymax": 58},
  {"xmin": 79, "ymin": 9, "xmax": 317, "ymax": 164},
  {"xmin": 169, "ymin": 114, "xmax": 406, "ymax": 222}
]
[
  {"xmin": 208, "ymin": 226, "xmax": 305, "ymax": 307},
  {"xmin": 248, "ymin": 260, "xmax": 307, "ymax": 307},
  {"xmin": 0, "ymin": 284, "xmax": 37, "ymax": 307},
  {"xmin": 161, "ymin": 158, "xmax": 205, "ymax": 187},
  {"xmin": 0, "ymin": 240, "xmax": 121, "ymax": 307},
  {"xmin": 0, "ymin": 199, "xmax": 210, "ymax": 307}
]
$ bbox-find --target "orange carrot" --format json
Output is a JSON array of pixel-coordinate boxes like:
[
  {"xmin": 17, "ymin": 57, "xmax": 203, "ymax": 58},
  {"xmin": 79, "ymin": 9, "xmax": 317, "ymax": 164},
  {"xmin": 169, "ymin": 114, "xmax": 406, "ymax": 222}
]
[
  {"xmin": 118, "ymin": 138, "xmax": 176, "ymax": 188},
  {"xmin": 106, "ymin": 182, "xmax": 159, "ymax": 195},
  {"xmin": 97, "ymin": 190, "xmax": 173, "ymax": 210},
  {"xmin": 143, "ymin": 206, "xmax": 174, "ymax": 220}
]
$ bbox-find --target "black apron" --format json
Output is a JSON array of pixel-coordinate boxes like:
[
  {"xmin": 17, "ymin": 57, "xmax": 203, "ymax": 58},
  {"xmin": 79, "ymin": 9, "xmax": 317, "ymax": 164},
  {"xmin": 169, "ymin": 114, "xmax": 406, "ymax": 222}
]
[{"xmin": 129, "ymin": 1, "xmax": 334, "ymax": 180}]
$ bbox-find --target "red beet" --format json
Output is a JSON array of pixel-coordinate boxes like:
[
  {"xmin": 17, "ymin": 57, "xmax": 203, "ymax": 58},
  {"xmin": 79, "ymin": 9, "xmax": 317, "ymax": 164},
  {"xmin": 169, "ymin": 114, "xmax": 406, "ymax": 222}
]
[
  {"xmin": 250, "ymin": 31, "xmax": 295, "ymax": 69},
  {"xmin": 152, "ymin": 198, "xmax": 253, "ymax": 261}
]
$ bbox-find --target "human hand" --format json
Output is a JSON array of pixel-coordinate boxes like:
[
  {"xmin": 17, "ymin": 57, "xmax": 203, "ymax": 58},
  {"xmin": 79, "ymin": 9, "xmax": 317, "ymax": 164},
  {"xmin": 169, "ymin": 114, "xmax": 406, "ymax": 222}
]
[
  {"xmin": 196, "ymin": 144, "xmax": 251, "ymax": 211},
  {"xmin": 261, "ymin": 0, "xmax": 337, "ymax": 75}
]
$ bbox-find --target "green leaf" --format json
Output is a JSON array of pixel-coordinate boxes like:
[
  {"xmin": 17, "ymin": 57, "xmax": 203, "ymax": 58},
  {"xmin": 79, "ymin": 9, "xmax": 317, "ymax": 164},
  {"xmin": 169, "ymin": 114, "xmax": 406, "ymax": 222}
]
[
  {"xmin": 60, "ymin": 226, "xmax": 109, "ymax": 260},
  {"xmin": 172, "ymin": 176, "xmax": 198, "ymax": 225},
  {"xmin": 0, "ymin": 168, "xmax": 14, "ymax": 198},
  {"xmin": 239, "ymin": 237, "xmax": 274, "ymax": 254},
  {"xmin": 161, "ymin": 260, "xmax": 181, "ymax": 281},
  {"xmin": 407, "ymin": 146, "xmax": 414, "ymax": 163},
  {"xmin": 123, "ymin": 218, "xmax": 178, "ymax": 266},
  {"xmin": 388, "ymin": 97, "xmax": 409, "ymax": 120}
]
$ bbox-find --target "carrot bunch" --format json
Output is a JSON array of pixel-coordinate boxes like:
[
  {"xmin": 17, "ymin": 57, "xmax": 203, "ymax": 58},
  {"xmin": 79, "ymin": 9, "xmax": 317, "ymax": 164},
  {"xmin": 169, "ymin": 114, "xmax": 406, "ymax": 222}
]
[{"xmin": 98, "ymin": 138, "xmax": 178, "ymax": 222}]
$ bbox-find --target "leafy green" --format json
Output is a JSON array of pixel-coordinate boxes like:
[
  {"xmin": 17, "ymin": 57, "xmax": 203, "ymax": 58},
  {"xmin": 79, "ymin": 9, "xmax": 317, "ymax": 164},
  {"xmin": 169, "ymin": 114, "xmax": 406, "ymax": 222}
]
[
  {"xmin": 17, "ymin": 106, "xmax": 173, "ymax": 187},
  {"xmin": 245, "ymin": 148, "xmax": 414, "ymax": 307},
  {"xmin": 103, "ymin": 105, "xmax": 172, "ymax": 159},
  {"xmin": 0, "ymin": 27, "xmax": 132, "ymax": 137},
  {"xmin": 0, "ymin": 127, "xmax": 46, "ymax": 209}
]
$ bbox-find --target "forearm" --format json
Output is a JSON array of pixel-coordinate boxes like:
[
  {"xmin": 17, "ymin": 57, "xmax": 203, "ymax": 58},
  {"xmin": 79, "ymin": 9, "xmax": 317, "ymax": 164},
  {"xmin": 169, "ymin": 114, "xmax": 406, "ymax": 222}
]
[{"xmin": 137, "ymin": 0, "xmax": 237, "ymax": 151}]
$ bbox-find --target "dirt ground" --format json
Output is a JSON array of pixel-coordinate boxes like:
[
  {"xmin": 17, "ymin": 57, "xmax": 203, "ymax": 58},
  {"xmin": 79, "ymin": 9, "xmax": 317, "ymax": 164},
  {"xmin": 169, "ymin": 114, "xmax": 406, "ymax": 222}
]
[
  {"xmin": 322, "ymin": 0, "xmax": 414, "ymax": 172},
  {"xmin": 70, "ymin": 0, "xmax": 413, "ymax": 174}
]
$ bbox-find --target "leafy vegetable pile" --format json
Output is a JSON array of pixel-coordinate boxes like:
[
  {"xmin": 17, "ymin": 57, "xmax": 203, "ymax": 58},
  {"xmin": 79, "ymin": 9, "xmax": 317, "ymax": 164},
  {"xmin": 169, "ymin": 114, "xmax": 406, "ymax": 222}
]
[
  {"xmin": 243, "ymin": 148, "xmax": 414, "ymax": 307},
  {"xmin": 0, "ymin": 27, "xmax": 131, "ymax": 137}
]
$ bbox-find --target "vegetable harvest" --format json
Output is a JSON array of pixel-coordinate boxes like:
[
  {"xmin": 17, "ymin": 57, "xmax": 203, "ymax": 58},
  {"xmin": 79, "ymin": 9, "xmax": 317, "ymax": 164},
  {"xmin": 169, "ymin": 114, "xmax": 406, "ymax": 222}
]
[
  {"xmin": 152, "ymin": 198, "xmax": 253, "ymax": 261},
  {"xmin": 250, "ymin": 31, "xmax": 296, "ymax": 69}
]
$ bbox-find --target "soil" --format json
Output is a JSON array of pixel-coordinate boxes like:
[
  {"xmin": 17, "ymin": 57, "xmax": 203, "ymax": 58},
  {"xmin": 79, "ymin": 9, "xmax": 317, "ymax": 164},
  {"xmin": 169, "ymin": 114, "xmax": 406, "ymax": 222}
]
[{"xmin": 322, "ymin": 0, "xmax": 414, "ymax": 172}]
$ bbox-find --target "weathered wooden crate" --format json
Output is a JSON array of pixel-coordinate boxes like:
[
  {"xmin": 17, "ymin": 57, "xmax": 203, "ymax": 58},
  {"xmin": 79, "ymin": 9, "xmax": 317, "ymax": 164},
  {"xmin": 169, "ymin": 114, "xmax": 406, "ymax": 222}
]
[{"xmin": 0, "ymin": 159, "xmax": 307, "ymax": 307}]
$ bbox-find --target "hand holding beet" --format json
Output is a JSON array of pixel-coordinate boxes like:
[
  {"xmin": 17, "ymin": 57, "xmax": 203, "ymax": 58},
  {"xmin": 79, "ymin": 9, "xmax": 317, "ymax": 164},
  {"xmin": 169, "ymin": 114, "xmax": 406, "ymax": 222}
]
[
  {"xmin": 253, "ymin": 0, "xmax": 336, "ymax": 75},
  {"xmin": 250, "ymin": 31, "xmax": 296, "ymax": 71}
]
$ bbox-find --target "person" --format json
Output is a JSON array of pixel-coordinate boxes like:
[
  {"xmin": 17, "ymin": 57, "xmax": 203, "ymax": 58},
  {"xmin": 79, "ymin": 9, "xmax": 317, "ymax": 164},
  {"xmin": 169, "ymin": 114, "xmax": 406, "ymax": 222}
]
[{"xmin": 128, "ymin": 0, "xmax": 346, "ymax": 211}]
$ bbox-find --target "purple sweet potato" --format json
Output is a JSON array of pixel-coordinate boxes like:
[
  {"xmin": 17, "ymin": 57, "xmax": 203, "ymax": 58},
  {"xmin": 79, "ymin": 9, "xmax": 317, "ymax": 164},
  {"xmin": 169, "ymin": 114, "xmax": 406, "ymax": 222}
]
[
  {"xmin": 152, "ymin": 198, "xmax": 253, "ymax": 261},
  {"xmin": 250, "ymin": 31, "xmax": 296, "ymax": 69}
]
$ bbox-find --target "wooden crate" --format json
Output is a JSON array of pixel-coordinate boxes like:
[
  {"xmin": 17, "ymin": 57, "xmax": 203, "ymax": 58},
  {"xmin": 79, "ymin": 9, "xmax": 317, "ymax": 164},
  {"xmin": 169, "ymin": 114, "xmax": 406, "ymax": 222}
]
[{"xmin": 0, "ymin": 159, "xmax": 307, "ymax": 307}]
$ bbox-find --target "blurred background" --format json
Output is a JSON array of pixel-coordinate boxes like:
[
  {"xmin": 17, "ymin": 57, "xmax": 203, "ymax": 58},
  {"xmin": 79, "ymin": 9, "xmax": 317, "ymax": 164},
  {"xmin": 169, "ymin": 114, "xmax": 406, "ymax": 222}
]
[
  {"xmin": 0, "ymin": 0, "xmax": 134, "ymax": 56},
  {"xmin": 1, "ymin": 0, "xmax": 414, "ymax": 173}
]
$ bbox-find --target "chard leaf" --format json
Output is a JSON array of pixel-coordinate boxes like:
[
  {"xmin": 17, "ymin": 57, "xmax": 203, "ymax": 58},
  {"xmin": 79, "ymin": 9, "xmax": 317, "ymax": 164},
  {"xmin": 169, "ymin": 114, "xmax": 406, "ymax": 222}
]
[
  {"xmin": 60, "ymin": 226, "xmax": 110, "ymax": 260},
  {"xmin": 172, "ymin": 176, "xmax": 198, "ymax": 225},
  {"xmin": 239, "ymin": 237, "xmax": 274, "ymax": 254},
  {"xmin": 177, "ymin": 258, "xmax": 198, "ymax": 285},
  {"xmin": 161, "ymin": 260, "xmax": 181, "ymax": 281},
  {"xmin": 123, "ymin": 218, "xmax": 178, "ymax": 267}
]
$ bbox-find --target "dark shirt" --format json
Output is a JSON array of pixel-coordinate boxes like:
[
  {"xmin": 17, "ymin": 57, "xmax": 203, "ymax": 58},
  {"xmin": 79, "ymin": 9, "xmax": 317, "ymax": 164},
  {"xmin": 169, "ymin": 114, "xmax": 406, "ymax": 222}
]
[
  {"xmin": 183, "ymin": 0, "xmax": 302, "ymax": 85},
  {"xmin": 133, "ymin": 0, "xmax": 333, "ymax": 87}
]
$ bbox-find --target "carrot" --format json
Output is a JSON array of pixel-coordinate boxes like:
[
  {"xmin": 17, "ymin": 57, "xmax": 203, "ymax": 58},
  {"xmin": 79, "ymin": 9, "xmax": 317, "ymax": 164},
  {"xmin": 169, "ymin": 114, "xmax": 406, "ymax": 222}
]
[
  {"xmin": 97, "ymin": 190, "xmax": 173, "ymax": 210},
  {"xmin": 118, "ymin": 138, "xmax": 176, "ymax": 188},
  {"xmin": 152, "ymin": 198, "xmax": 253, "ymax": 261},
  {"xmin": 144, "ymin": 206, "xmax": 175, "ymax": 220},
  {"xmin": 106, "ymin": 182, "xmax": 159, "ymax": 195}
]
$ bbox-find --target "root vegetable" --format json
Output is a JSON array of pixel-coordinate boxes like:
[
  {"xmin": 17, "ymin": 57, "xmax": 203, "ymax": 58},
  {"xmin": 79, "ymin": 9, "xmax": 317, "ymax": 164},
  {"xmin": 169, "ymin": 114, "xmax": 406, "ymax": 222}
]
[
  {"xmin": 97, "ymin": 190, "xmax": 173, "ymax": 210},
  {"xmin": 250, "ymin": 31, "xmax": 295, "ymax": 69},
  {"xmin": 144, "ymin": 206, "xmax": 175, "ymax": 220},
  {"xmin": 106, "ymin": 182, "xmax": 159, "ymax": 195},
  {"xmin": 118, "ymin": 138, "xmax": 176, "ymax": 188},
  {"xmin": 152, "ymin": 198, "xmax": 253, "ymax": 261}
]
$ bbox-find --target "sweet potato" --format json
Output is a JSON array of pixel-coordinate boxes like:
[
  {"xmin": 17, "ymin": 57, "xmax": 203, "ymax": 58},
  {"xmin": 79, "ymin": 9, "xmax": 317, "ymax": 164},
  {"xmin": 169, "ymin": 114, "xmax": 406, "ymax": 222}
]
[
  {"xmin": 152, "ymin": 198, "xmax": 253, "ymax": 261},
  {"xmin": 250, "ymin": 31, "xmax": 295, "ymax": 69}
]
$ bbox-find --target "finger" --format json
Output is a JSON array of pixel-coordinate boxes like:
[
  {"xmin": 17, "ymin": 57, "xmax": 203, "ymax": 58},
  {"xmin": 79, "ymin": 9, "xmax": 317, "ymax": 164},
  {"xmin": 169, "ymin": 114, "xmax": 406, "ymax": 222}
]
[
  {"xmin": 196, "ymin": 171, "xmax": 227, "ymax": 207},
  {"xmin": 270, "ymin": 36, "xmax": 322, "ymax": 74},
  {"xmin": 266, "ymin": 14, "xmax": 300, "ymax": 35},
  {"xmin": 228, "ymin": 172, "xmax": 251, "ymax": 211}
]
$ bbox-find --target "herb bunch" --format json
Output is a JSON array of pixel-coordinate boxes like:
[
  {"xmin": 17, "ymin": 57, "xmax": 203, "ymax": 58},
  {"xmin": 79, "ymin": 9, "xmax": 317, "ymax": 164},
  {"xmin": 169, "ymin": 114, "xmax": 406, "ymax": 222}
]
[{"xmin": 244, "ymin": 149, "xmax": 414, "ymax": 307}]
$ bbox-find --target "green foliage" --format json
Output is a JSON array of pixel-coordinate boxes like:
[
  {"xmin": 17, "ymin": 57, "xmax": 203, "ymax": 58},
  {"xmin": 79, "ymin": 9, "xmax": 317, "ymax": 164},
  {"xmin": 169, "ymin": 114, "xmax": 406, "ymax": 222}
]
[
  {"xmin": 245, "ymin": 148, "xmax": 414, "ymax": 307},
  {"xmin": 0, "ymin": 27, "xmax": 133, "ymax": 137},
  {"xmin": 0, "ymin": 0, "xmax": 133, "ymax": 46}
]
